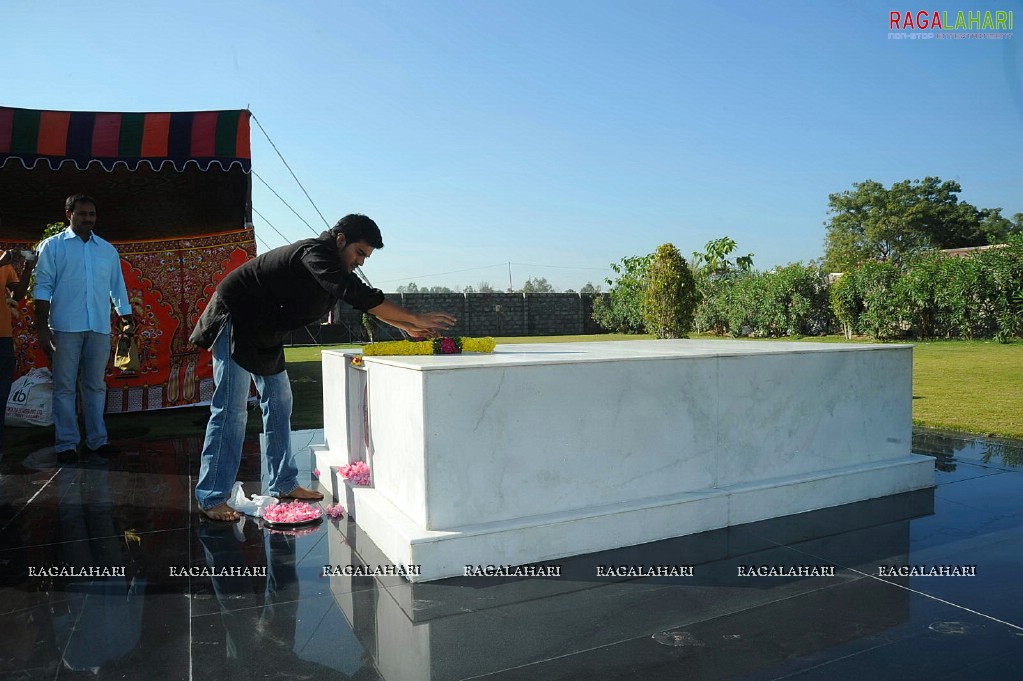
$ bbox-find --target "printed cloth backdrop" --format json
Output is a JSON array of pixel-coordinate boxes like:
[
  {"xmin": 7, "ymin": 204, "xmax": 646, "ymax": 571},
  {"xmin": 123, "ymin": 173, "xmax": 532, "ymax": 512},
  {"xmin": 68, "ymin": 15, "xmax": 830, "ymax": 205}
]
[
  {"xmin": 0, "ymin": 106, "xmax": 255, "ymax": 412},
  {"xmin": 1, "ymin": 231, "xmax": 254, "ymax": 412}
]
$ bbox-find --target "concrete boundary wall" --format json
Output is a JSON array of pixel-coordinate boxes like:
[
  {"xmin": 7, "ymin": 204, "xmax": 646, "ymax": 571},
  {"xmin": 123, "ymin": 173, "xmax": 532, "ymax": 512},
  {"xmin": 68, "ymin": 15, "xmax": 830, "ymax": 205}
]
[{"xmin": 285, "ymin": 292, "xmax": 607, "ymax": 345}]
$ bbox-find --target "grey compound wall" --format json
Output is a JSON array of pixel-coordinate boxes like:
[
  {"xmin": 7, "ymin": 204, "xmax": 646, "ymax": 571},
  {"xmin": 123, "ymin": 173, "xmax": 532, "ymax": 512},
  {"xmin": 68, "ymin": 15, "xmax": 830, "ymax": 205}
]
[{"xmin": 284, "ymin": 292, "xmax": 607, "ymax": 345}]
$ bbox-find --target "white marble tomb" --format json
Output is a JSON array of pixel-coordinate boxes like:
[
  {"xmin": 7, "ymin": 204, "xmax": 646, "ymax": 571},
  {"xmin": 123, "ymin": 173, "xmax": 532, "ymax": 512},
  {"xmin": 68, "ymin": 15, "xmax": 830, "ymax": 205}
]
[{"xmin": 311, "ymin": 340, "xmax": 935, "ymax": 582}]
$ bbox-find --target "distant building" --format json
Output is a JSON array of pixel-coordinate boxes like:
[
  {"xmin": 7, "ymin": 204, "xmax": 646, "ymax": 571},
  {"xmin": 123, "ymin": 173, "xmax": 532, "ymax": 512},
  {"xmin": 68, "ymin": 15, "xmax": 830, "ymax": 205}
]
[{"xmin": 940, "ymin": 244, "xmax": 1008, "ymax": 258}]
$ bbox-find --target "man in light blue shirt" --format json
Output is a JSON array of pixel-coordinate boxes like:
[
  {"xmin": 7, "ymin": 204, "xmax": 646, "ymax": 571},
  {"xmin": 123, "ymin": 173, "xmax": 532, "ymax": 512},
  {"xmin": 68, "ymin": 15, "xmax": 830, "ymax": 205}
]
[{"xmin": 33, "ymin": 194, "xmax": 135, "ymax": 464}]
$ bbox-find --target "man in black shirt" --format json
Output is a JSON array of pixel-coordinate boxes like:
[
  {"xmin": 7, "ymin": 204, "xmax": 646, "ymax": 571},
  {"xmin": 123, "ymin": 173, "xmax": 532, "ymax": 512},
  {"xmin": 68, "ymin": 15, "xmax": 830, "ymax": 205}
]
[{"xmin": 191, "ymin": 214, "xmax": 455, "ymax": 521}]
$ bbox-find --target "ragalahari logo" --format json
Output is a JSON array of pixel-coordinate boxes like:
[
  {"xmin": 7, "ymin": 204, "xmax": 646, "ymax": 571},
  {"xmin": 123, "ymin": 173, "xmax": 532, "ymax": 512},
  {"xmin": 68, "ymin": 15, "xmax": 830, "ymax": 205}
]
[{"xmin": 888, "ymin": 9, "xmax": 1013, "ymax": 39}]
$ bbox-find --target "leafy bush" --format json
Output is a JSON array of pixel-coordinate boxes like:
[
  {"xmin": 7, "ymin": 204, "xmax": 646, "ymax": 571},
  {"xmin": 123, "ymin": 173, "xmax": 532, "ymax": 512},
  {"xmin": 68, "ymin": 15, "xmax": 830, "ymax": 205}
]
[
  {"xmin": 693, "ymin": 275, "xmax": 730, "ymax": 334},
  {"xmin": 695, "ymin": 264, "xmax": 834, "ymax": 338},
  {"xmin": 603, "ymin": 235, "xmax": 1023, "ymax": 342},
  {"xmin": 592, "ymin": 253, "xmax": 652, "ymax": 333},
  {"xmin": 980, "ymin": 235, "xmax": 1023, "ymax": 343},
  {"xmin": 896, "ymin": 252, "xmax": 942, "ymax": 338},
  {"xmin": 827, "ymin": 241, "xmax": 1021, "ymax": 341},
  {"xmin": 640, "ymin": 243, "xmax": 698, "ymax": 338},
  {"xmin": 932, "ymin": 255, "xmax": 992, "ymax": 339},
  {"xmin": 854, "ymin": 260, "xmax": 906, "ymax": 339},
  {"xmin": 830, "ymin": 271, "xmax": 860, "ymax": 339}
]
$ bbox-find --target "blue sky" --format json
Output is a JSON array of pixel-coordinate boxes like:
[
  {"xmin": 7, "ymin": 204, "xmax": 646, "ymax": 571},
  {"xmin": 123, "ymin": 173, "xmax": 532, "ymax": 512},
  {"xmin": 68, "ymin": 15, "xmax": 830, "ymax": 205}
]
[{"xmin": 4, "ymin": 1, "xmax": 1022, "ymax": 291}]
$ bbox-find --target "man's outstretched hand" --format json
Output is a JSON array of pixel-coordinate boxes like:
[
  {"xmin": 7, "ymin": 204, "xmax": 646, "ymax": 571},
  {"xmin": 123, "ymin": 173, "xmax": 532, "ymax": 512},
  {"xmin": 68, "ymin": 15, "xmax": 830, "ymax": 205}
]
[
  {"xmin": 412, "ymin": 312, "xmax": 456, "ymax": 337},
  {"xmin": 389, "ymin": 312, "xmax": 457, "ymax": 339},
  {"xmin": 367, "ymin": 300, "xmax": 457, "ymax": 339}
]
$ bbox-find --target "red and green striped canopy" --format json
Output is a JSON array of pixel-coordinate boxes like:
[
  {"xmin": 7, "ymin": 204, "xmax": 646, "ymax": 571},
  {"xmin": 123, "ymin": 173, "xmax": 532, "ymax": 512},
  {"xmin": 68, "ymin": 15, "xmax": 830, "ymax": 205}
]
[
  {"xmin": 0, "ymin": 106, "xmax": 252, "ymax": 241},
  {"xmin": 0, "ymin": 107, "xmax": 251, "ymax": 172}
]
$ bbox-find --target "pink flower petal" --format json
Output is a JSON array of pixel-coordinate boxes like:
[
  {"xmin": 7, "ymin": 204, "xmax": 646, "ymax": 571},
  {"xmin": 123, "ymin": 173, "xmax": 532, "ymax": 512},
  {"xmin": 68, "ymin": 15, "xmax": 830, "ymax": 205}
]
[{"xmin": 263, "ymin": 501, "xmax": 323, "ymax": 524}]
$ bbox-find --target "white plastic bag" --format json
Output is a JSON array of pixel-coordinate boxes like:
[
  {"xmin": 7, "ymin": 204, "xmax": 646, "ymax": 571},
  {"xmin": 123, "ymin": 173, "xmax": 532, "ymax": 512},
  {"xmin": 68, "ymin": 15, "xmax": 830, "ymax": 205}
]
[
  {"xmin": 226, "ymin": 481, "xmax": 278, "ymax": 518},
  {"xmin": 6, "ymin": 367, "xmax": 54, "ymax": 427}
]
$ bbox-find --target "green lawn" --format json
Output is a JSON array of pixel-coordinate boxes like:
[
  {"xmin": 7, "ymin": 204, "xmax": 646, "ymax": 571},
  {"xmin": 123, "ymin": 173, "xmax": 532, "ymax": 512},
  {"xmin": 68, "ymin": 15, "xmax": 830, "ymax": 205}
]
[
  {"xmin": 4, "ymin": 335, "xmax": 1020, "ymax": 462},
  {"xmin": 910, "ymin": 340, "xmax": 1022, "ymax": 438}
]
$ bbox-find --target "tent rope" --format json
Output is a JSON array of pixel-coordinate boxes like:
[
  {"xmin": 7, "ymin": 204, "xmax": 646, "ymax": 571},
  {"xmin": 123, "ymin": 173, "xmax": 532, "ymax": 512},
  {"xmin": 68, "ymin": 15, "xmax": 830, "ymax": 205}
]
[
  {"xmin": 248, "ymin": 110, "xmax": 376, "ymax": 290},
  {"xmin": 252, "ymin": 172, "xmax": 319, "ymax": 235},
  {"xmin": 249, "ymin": 111, "xmax": 331, "ymax": 231},
  {"xmin": 252, "ymin": 207, "xmax": 297, "ymax": 245}
]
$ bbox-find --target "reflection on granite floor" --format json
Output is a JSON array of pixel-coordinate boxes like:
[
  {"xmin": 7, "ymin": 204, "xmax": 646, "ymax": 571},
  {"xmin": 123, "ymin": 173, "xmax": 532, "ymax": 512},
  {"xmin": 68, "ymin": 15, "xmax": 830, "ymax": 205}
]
[{"xmin": 0, "ymin": 427, "xmax": 1020, "ymax": 680}]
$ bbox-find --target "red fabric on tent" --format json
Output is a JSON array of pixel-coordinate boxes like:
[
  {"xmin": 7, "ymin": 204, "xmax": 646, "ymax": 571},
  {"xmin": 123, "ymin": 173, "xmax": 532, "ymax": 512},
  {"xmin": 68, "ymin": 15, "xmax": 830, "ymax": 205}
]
[{"xmin": 2, "ymin": 229, "xmax": 255, "ymax": 412}]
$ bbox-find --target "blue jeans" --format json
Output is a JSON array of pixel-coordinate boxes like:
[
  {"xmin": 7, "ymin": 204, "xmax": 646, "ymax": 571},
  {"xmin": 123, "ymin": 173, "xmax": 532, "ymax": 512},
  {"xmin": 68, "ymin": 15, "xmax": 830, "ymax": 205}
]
[
  {"xmin": 0, "ymin": 337, "xmax": 14, "ymax": 452},
  {"xmin": 195, "ymin": 320, "xmax": 297, "ymax": 511},
  {"xmin": 52, "ymin": 331, "xmax": 111, "ymax": 452}
]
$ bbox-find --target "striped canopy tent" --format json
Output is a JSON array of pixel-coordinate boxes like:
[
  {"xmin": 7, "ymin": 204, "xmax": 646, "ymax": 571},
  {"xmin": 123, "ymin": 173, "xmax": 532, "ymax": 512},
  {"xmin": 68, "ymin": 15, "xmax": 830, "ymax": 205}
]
[{"xmin": 0, "ymin": 106, "xmax": 257, "ymax": 412}]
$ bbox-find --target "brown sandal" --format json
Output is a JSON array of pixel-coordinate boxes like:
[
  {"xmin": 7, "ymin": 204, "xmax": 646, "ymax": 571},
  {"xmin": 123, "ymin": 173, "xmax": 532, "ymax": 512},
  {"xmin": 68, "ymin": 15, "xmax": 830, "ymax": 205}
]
[{"xmin": 200, "ymin": 502, "xmax": 241, "ymax": 522}]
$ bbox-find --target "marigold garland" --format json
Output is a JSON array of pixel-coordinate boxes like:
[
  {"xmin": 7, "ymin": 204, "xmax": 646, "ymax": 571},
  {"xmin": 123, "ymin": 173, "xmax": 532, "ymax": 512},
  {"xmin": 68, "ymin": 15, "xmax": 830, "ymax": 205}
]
[{"xmin": 361, "ymin": 337, "xmax": 496, "ymax": 356}]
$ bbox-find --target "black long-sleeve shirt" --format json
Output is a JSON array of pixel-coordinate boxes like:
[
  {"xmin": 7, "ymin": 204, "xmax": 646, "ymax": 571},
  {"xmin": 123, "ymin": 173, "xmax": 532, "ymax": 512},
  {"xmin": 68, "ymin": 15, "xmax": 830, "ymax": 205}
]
[{"xmin": 189, "ymin": 230, "xmax": 385, "ymax": 374}]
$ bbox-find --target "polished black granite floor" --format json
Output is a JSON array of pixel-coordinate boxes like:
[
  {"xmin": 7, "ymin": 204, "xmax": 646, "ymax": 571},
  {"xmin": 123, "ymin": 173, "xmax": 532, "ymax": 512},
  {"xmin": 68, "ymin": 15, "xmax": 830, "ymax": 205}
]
[{"xmin": 0, "ymin": 428, "xmax": 1021, "ymax": 680}]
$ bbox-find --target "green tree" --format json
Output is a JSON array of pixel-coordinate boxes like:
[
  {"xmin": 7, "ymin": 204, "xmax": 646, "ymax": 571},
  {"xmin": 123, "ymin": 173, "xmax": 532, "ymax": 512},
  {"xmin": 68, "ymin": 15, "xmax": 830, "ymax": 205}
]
[
  {"xmin": 591, "ymin": 253, "xmax": 653, "ymax": 333},
  {"xmin": 823, "ymin": 177, "xmax": 1008, "ymax": 272},
  {"xmin": 396, "ymin": 282, "xmax": 419, "ymax": 293},
  {"xmin": 520, "ymin": 277, "xmax": 554, "ymax": 293},
  {"xmin": 40, "ymin": 221, "xmax": 67, "ymax": 244},
  {"xmin": 830, "ymin": 272, "xmax": 860, "ymax": 339},
  {"xmin": 579, "ymin": 282, "xmax": 600, "ymax": 294},
  {"xmin": 19, "ymin": 221, "xmax": 68, "ymax": 299},
  {"xmin": 691, "ymin": 237, "xmax": 754, "ymax": 277},
  {"xmin": 641, "ymin": 243, "xmax": 699, "ymax": 339},
  {"xmin": 690, "ymin": 236, "xmax": 754, "ymax": 335},
  {"xmin": 977, "ymin": 208, "xmax": 1023, "ymax": 244}
]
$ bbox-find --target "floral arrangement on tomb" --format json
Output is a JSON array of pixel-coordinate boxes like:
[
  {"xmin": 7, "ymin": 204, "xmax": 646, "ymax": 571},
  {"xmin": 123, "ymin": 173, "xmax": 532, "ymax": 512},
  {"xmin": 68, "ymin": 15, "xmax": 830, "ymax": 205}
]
[
  {"xmin": 361, "ymin": 337, "xmax": 496, "ymax": 356},
  {"xmin": 262, "ymin": 500, "xmax": 323, "ymax": 524},
  {"xmin": 338, "ymin": 461, "xmax": 371, "ymax": 486}
]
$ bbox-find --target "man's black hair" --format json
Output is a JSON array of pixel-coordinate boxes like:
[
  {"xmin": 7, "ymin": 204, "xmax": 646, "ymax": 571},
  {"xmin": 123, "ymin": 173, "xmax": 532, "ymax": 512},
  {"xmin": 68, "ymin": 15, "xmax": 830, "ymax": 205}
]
[
  {"xmin": 330, "ymin": 214, "xmax": 384, "ymax": 249},
  {"xmin": 65, "ymin": 193, "xmax": 97, "ymax": 213}
]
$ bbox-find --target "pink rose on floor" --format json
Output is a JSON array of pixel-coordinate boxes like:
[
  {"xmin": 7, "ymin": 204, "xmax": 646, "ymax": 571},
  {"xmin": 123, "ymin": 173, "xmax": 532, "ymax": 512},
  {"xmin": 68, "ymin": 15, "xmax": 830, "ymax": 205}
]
[
  {"xmin": 313, "ymin": 468, "xmax": 321, "ymax": 478},
  {"xmin": 326, "ymin": 504, "xmax": 345, "ymax": 519}
]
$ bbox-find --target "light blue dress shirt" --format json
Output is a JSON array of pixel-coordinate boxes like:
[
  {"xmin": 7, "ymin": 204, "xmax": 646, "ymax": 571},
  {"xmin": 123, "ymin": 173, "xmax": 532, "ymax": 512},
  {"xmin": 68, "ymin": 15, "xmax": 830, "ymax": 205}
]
[{"xmin": 33, "ymin": 227, "xmax": 132, "ymax": 334}]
